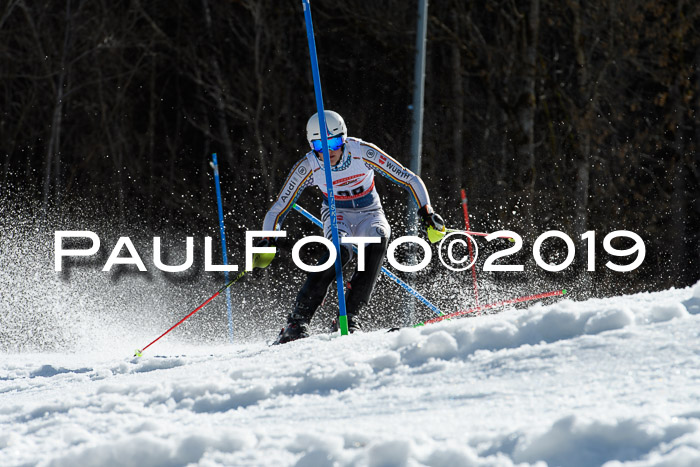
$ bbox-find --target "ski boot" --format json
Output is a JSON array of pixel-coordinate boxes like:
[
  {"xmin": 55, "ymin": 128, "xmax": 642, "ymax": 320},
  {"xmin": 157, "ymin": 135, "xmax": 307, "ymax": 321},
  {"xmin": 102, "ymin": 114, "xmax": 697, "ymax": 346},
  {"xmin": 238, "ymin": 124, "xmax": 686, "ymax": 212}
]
[
  {"xmin": 274, "ymin": 313, "xmax": 310, "ymax": 345},
  {"xmin": 347, "ymin": 311, "xmax": 363, "ymax": 333},
  {"xmin": 330, "ymin": 300, "xmax": 364, "ymax": 334},
  {"xmin": 273, "ymin": 301, "xmax": 316, "ymax": 345},
  {"xmin": 346, "ymin": 294, "xmax": 366, "ymax": 333},
  {"xmin": 330, "ymin": 312, "xmax": 362, "ymax": 334}
]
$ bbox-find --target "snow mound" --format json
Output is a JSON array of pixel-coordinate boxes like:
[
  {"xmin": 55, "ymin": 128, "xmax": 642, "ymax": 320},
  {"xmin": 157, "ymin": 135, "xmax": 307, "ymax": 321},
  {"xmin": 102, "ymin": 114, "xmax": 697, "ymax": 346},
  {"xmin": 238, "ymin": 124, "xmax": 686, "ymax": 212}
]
[
  {"xmin": 510, "ymin": 415, "xmax": 700, "ymax": 467},
  {"xmin": 682, "ymin": 281, "xmax": 700, "ymax": 315},
  {"xmin": 47, "ymin": 429, "xmax": 256, "ymax": 467},
  {"xmin": 391, "ymin": 284, "xmax": 698, "ymax": 367}
]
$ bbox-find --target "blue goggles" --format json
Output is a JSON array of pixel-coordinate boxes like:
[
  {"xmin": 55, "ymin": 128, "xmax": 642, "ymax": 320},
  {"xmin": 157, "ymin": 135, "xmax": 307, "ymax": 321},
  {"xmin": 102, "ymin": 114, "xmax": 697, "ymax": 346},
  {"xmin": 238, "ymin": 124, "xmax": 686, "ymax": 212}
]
[{"xmin": 311, "ymin": 135, "xmax": 344, "ymax": 152}]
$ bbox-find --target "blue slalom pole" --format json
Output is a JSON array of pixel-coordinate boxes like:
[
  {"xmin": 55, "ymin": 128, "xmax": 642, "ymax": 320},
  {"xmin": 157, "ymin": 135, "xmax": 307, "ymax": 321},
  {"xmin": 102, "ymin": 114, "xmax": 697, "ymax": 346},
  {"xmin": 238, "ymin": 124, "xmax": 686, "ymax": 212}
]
[
  {"xmin": 293, "ymin": 204, "xmax": 444, "ymax": 317},
  {"xmin": 211, "ymin": 153, "xmax": 234, "ymax": 343},
  {"xmin": 302, "ymin": 0, "xmax": 349, "ymax": 335}
]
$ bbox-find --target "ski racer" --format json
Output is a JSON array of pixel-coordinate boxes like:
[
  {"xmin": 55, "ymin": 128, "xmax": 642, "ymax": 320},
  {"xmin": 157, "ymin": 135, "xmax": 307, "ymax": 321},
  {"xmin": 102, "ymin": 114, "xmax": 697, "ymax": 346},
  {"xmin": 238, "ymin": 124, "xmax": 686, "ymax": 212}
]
[{"xmin": 257, "ymin": 110, "xmax": 444, "ymax": 344}]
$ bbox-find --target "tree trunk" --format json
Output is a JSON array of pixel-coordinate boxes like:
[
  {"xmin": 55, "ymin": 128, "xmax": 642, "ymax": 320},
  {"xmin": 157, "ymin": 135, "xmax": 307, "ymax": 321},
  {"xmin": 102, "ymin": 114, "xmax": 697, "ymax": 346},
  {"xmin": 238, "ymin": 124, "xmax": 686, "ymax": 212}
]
[
  {"xmin": 41, "ymin": 62, "xmax": 66, "ymax": 219},
  {"xmin": 570, "ymin": 0, "xmax": 590, "ymax": 237},
  {"xmin": 450, "ymin": 10, "xmax": 465, "ymax": 192},
  {"xmin": 515, "ymin": 0, "xmax": 539, "ymax": 227},
  {"xmin": 671, "ymin": 158, "xmax": 688, "ymax": 283},
  {"xmin": 148, "ymin": 53, "xmax": 157, "ymax": 228},
  {"xmin": 202, "ymin": 0, "xmax": 236, "ymax": 176},
  {"xmin": 248, "ymin": 0, "xmax": 273, "ymax": 200},
  {"xmin": 41, "ymin": 0, "xmax": 75, "ymax": 219}
]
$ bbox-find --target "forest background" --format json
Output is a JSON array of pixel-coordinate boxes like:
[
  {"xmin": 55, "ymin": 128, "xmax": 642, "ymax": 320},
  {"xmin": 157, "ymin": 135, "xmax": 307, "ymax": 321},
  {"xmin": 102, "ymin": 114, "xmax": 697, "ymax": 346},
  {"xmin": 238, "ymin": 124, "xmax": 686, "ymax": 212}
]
[{"xmin": 1, "ymin": 0, "xmax": 698, "ymax": 300}]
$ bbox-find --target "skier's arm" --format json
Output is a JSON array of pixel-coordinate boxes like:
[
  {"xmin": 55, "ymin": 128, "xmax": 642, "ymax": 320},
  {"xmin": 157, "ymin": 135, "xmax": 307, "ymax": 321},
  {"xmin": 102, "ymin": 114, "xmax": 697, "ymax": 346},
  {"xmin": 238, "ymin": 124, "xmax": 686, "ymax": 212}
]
[
  {"xmin": 262, "ymin": 157, "xmax": 313, "ymax": 233},
  {"xmin": 362, "ymin": 142, "xmax": 445, "ymax": 235},
  {"xmin": 361, "ymin": 142, "xmax": 431, "ymax": 209}
]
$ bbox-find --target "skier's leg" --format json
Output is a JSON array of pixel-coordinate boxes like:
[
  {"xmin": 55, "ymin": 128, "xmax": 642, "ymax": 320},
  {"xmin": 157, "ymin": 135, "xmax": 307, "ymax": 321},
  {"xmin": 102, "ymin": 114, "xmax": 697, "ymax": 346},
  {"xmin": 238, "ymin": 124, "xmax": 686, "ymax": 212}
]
[
  {"xmin": 278, "ymin": 243, "xmax": 352, "ymax": 344},
  {"xmin": 344, "ymin": 209, "xmax": 391, "ymax": 332},
  {"xmin": 294, "ymin": 206, "xmax": 353, "ymax": 322},
  {"xmin": 292, "ymin": 245, "xmax": 352, "ymax": 322},
  {"xmin": 345, "ymin": 237, "xmax": 389, "ymax": 332}
]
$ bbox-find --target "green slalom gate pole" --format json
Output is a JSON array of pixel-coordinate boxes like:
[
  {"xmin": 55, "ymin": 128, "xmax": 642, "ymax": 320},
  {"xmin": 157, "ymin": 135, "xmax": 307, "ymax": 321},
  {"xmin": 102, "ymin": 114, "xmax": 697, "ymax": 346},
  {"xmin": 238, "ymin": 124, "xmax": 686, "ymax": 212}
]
[{"xmin": 302, "ymin": 0, "xmax": 349, "ymax": 335}]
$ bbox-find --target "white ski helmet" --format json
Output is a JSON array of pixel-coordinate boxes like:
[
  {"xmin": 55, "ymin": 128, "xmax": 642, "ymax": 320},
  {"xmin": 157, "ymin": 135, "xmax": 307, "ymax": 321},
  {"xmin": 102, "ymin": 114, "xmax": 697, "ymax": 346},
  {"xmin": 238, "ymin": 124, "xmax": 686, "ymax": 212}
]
[{"xmin": 306, "ymin": 110, "xmax": 347, "ymax": 149}]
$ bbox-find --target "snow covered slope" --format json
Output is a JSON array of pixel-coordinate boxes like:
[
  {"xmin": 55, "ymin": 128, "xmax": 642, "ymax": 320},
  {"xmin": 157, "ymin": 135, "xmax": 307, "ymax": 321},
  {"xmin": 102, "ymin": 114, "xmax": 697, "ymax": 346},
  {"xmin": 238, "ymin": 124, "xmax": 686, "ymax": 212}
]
[{"xmin": 2, "ymin": 283, "xmax": 699, "ymax": 466}]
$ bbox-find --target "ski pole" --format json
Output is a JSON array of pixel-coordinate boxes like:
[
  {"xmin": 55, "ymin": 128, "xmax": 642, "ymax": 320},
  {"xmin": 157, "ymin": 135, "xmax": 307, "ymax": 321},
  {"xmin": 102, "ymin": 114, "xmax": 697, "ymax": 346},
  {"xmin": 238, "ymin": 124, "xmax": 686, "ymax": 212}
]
[
  {"xmin": 134, "ymin": 269, "xmax": 248, "ymax": 357},
  {"xmin": 293, "ymin": 203, "xmax": 444, "ymax": 316},
  {"xmin": 414, "ymin": 289, "xmax": 567, "ymax": 326},
  {"xmin": 429, "ymin": 226, "xmax": 514, "ymax": 241}
]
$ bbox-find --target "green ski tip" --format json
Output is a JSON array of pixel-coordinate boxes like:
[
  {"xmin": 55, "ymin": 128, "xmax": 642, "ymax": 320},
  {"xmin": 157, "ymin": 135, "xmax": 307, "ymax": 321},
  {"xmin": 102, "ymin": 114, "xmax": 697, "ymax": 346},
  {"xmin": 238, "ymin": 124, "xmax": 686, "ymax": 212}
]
[
  {"xmin": 562, "ymin": 289, "xmax": 567, "ymax": 295},
  {"xmin": 134, "ymin": 349, "xmax": 142, "ymax": 357}
]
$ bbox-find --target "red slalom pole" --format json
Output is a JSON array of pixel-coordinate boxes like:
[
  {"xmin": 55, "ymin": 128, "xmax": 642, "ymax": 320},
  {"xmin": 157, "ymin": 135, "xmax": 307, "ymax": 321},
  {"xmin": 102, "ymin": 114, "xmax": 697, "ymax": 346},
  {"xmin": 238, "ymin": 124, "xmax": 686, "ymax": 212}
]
[
  {"xmin": 418, "ymin": 289, "xmax": 567, "ymax": 326},
  {"xmin": 134, "ymin": 270, "xmax": 247, "ymax": 356},
  {"xmin": 461, "ymin": 189, "xmax": 480, "ymax": 307}
]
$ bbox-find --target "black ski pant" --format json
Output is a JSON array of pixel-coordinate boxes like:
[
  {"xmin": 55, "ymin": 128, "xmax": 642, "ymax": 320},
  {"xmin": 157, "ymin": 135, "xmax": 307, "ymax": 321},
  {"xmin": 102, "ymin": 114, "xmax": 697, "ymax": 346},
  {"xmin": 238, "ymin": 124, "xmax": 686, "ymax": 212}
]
[{"xmin": 290, "ymin": 237, "xmax": 389, "ymax": 323}]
